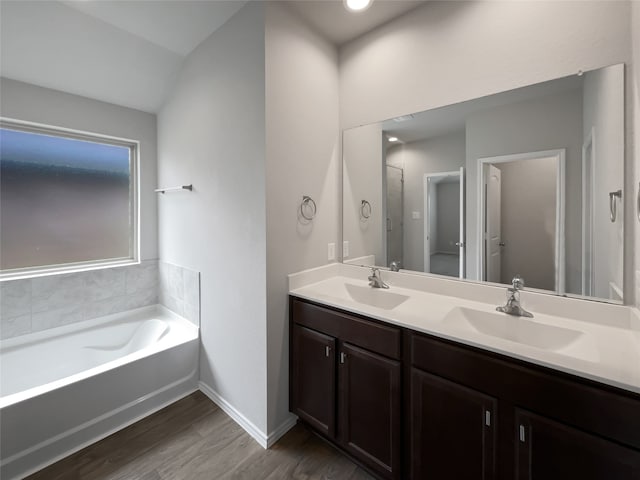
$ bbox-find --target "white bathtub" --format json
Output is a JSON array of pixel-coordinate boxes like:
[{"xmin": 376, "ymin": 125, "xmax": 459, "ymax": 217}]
[{"xmin": 0, "ymin": 305, "xmax": 199, "ymax": 480}]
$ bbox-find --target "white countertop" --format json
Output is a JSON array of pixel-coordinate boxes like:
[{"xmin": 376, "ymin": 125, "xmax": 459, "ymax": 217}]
[{"xmin": 289, "ymin": 264, "xmax": 640, "ymax": 395}]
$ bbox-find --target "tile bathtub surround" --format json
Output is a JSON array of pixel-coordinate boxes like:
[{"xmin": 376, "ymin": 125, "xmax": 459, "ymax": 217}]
[
  {"xmin": 159, "ymin": 261, "xmax": 200, "ymax": 326},
  {"xmin": 0, "ymin": 261, "xmax": 159, "ymax": 340}
]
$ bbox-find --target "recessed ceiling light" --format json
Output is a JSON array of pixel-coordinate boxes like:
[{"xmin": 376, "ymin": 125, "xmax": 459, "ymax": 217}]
[
  {"xmin": 388, "ymin": 136, "xmax": 399, "ymax": 142},
  {"xmin": 344, "ymin": 0, "xmax": 373, "ymax": 13}
]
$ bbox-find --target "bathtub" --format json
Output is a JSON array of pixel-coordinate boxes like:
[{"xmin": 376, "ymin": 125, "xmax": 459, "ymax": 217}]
[{"xmin": 0, "ymin": 305, "xmax": 199, "ymax": 480}]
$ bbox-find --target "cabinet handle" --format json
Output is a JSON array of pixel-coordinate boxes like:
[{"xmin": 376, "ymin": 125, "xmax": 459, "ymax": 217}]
[
  {"xmin": 519, "ymin": 425, "xmax": 526, "ymax": 442},
  {"xmin": 485, "ymin": 410, "xmax": 491, "ymax": 427},
  {"xmin": 340, "ymin": 352, "xmax": 347, "ymax": 364},
  {"xmin": 325, "ymin": 346, "xmax": 331, "ymax": 357}
]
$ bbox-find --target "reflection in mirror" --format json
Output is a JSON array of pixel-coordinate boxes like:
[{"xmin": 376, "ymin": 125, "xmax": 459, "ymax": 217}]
[{"xmin": 343, "ymin": 64, "xmax": 624, "ymax": 303}]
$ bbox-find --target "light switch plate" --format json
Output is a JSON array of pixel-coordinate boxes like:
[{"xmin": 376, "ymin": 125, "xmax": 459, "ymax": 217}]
[
  {"xmin": 328, "ymin": 243, "xmax": 336, "ymax": 261},
  {"xmin": 343, "ymin": 241, "xmax": 349, "ymax": 258}
]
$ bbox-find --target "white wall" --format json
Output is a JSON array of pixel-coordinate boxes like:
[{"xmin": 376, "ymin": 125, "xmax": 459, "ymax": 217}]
[
  {"xmin": 265, "ymin": 2, "xmax": 340, "ymax": 433},
  {"xmin": 385, "ymin": 130, "xmax": 465, "ymax": 271},
  {"xmin": 343, "ymin": 123, "xmax": 384, "ymax": 264},
  {"xmin": 157, "ymin": 3, "xmax": 268, "ymax": 434},
  {"xmin": 339, "ymin": 0, "xmax": 633, "ymax": 302},
  {"xmin": 0, "ymin": 78, "xmax": 158, "ymax": 261},
  {"xmin": 340, "ymin": 1, "xmax": 630, "ymax": 129},
  {"xmin": 465, "ymin": 89, "xmax": 583, "ymax": 292},
  {"xmin": 583, "ymin": 64, "xmax": 625, "ymax": 300}
]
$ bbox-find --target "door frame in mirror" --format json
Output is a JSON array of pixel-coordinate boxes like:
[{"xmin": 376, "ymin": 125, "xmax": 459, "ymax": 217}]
[
  {"xmin": 476, "ymin": 149, "xmax": 566, "ymax": 294},
  {"xmin": 423, "ymin": 170, "xmax": 464, "ymax": 278}
]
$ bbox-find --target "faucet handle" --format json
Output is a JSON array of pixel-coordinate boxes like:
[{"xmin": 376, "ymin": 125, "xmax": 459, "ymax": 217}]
[{"xmin": 512, "ymin": 275, "xmax": 525, "ymax": 291}]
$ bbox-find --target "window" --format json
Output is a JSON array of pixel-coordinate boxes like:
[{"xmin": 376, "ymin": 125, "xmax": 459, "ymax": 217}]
[{"xmin": 0, "ymin": 119, "xmax": 138, "ymax": 277}]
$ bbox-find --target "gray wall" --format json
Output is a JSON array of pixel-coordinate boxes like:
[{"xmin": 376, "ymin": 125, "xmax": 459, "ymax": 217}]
[
  {"xmin": 157, "ymin": 3, "xmax": 268, "ymax": 434},
  {"xmin": 465, "ymin": 89, "xmax": 583, "ymax": 293},
  {"xmin": 436, "ymin": 182, "xmax": 460, "ymax": 254},
  {"xmin": 343, "ymin": 123, "xmax": 384, "ymax": 264},
  {"xmin": 0, "ymin": 78, "xmax": 158, "ymax": 261},
  {"xmin": 265, "ymin": 2, "xmax": 340, "ymax": 433},
  {"xmin": 583, "ymin": 65, "xmax": 625, "ymax": 300},
  {"xmin": 498, "ymin": 158, "xmax": 557, "ymax": 291},
  {"xmin": 339, "ymin": 0, "xmax": 634, "ymax": 303},
  {"xmin": 634, "ymin": 2, "xmax": 640, "ymax": 307},
  {"xmin": 385, "ymin": 130, "xmax": 465, "ymax": 271}
]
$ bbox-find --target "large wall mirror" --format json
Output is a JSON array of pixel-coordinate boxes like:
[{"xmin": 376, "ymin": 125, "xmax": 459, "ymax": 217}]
[{"xmin": 343, "ymin": 63, "xmax": 625, "ymax": 303}]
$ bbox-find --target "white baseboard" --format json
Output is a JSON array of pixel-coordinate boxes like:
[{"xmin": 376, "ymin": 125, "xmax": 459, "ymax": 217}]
[
  {"xmin": 197, "ymin": 381, "xmax": 297, "ymax": 449},
  {"xmin": 266, "ymin": 414, "xmax": 298, "ymax": 447}
]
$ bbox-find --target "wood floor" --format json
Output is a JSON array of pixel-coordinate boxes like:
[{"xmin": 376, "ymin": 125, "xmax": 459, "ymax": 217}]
[{"xmin": 27, "ymin": 391, "xmax": 375, "ymax": 480}]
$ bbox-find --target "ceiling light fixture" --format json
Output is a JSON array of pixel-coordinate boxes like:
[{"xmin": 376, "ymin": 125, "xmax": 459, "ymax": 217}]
[
  {"xmin": 344, "ymin": 0, "xmax": 373, "ymax": 13},
  {"xmin": 388, "ymin": 136, "xmax": 399, "ymax": 142}
]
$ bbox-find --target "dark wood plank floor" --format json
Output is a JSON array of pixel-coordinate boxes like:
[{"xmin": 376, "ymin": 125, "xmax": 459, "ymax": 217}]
[{"xmin": 27, "ymin": 391, "xmax": 374, "ymax": 480}]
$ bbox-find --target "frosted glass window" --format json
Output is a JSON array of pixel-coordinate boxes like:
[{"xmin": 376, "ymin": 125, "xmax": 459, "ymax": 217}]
[{"xmin": 0, "ymin": 124, "xmax": 137, "ymax": 272}]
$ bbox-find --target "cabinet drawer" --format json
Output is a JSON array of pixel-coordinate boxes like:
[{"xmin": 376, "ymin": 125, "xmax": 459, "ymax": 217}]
[{"xmin": 292, "ymin": 299, "xmax": 401, "ymax": 360}]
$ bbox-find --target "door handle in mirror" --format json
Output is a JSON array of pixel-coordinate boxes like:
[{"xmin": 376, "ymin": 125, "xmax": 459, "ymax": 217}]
[{"xmin": 499, "ymin": 242, "xmax": 505, "ymax": 247}]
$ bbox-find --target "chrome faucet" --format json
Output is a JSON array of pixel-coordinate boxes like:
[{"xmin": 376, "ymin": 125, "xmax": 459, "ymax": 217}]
[
  {"xmin": 496, "ymin": 275, "xmax": 533, "ymax": 318},
  {"xmin": 368, "ymin": 267, "xmax": 389, "ymax": 289}
]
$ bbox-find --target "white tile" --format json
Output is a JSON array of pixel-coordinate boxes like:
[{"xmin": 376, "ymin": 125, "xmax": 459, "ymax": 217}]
[
  {"xmin": 32, "ymin": 273, "xmax": 85, "ymax": 313},
  {"xmin": 32, "ymin": 305, "xmax": 84, "ymax": 332},
  {"xmin": 125, "ymin": 261, "xmax": 159, "ymax": 294},
  {"xmin": 159, "ymin": 262, "xmax": 184, "ymax": 300},
  {"xmin": 83, "ymin": 268, "xmax": 126, "ymax": 302},
  {"xmin": 84, "ymin": 288, "xmax": 158, "ymax": 320},
  {"xmin": 0, "ymin": 313, "xmax": 31, "ymax": 340},
  {"xmin": 0, "ymin": 279, "xmax": 31, "ymax": 318},
  {"xmin": 159, "ymin": 290, "xmax": 184, "ymax": 316},
  {"xmin": 183, "ymin": 269, "xmax": 200, "ymax": 308},
  {"xmin": 183, "ymin": 303, "xmax": 200, "ymax": 326}
]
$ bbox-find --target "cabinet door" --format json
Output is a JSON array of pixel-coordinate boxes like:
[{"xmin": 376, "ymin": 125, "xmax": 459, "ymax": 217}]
[
  {"xmin": 516, "ymin": 409, "xmax": 640, "ymax": 480},
  {"xmin": 339, "ymin": 342, "xmax": 401, "ymax": 480},
  {"xmin": 291, "ymin": 324, "xmax": 336, "ymax": 438},
  {"xmin": 410, "ymin": 368, "xmax": 497, "ymax": 480}
]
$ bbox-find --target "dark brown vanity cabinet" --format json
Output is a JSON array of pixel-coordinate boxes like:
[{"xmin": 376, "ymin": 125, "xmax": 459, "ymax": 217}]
[
  {"xmin": 290, "ymin": 299, "xmax": 402, "ymax": 480},
  {"xmin": 291, "ymin": 324, "xmax": 336, "ymax": 438},
  {"xmin": 290, "ymin": 297, "xmax": 640, "ymax": 480},
  {"xmin": 515, "ymin": 410, "xmax": 640, "ymax": 480},
  {"xmin": 409, "ymin": 368, "xmax": 497, "ymax": 479},
  {"xmin": 409, "ymin": 331, "xmax": 640, "ymax": 480}
]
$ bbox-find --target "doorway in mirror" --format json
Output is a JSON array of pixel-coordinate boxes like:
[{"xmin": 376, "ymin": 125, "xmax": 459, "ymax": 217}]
[{"xmin": 478, "ymin": 150, "xmax": 565, "ymax": 293}]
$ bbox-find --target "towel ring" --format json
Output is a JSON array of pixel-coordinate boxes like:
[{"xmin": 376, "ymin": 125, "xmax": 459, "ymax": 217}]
[
  {"xmin": 300, "ymin": 195, "xmax": 317, "ymax": 221},
  {"xmin": 609, "ymin": 190, "xmax": 622, "ymax": 222},
  {"xmin": 360, "ymin": 200, "xmax": 372, "ymax": 219}
]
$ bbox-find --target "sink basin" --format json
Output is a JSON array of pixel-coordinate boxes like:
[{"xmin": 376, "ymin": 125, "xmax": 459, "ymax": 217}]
[
  {"xmin": 443, "ymin": 307, "xmax": 585, "ymax": 351},
  {"xmin": 345, "ymin": 284, "xmax": 409, "ymax": 310}
]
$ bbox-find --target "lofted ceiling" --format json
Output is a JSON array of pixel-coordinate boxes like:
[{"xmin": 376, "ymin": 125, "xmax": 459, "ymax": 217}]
[
  {"xmin": 0, "ymin": 0, "xmax": 247, "ymax": 113},
  {"xmin": 0, "ymin": 0, "xmax": 425, "ymax": 113}
]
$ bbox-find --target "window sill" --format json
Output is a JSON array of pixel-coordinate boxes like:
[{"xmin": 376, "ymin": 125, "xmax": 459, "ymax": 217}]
[{"xmin": 0, "ymin": 258, "xmax": 141, "ymax": 282}]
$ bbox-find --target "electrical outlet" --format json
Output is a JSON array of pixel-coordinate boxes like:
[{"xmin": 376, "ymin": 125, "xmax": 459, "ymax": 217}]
[
  {"xmin": 328, "ymin": 242, "xmax": 336, "ymax": 261},
  {"xmin": 343, "ymin": 240, "xmax": 349, "ymax": 258}
]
